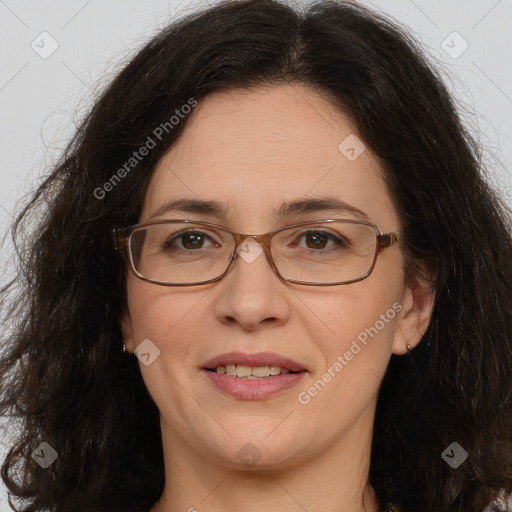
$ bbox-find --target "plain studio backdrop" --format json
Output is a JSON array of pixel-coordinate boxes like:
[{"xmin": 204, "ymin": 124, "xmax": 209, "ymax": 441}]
[{"xmin": 0, "ymin": 0, "xmax": 511, "ymax": 510}]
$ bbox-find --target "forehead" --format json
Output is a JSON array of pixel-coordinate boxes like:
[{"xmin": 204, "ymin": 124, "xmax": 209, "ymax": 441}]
[{"xmin": 142, "ymin": 85, "xmax": 399, "ymax": 231}]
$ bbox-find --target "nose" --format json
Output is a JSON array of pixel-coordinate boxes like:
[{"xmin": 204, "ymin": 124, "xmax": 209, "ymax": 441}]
[{"xmin": 212, "ymin": 239, "xmax": 292, "ymax": 331}]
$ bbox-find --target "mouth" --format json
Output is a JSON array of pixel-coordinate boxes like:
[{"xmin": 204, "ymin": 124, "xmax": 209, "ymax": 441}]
[
  {"xmin": 205, "ymin": 365, "xmax": 303, "ymax": 379},
  {"xmin": 202, "ymin": 351, "xmax": 307, "ymax": 375},
  {"xmin": 201, "ymin": 352, "xmax": 308, "ymax": 400}
]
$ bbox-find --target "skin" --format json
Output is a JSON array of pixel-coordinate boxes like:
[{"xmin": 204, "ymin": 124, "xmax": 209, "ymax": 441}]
[{"xmin": 121, "ymin": 84, "xmax": 434, "ymax": 512}]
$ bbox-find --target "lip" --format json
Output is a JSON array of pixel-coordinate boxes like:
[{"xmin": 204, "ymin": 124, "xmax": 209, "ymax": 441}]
[
  {"xmin": 201, "ymin": 351, "xmax": 308, "ymax": 401},
  {"xmin": 202, "ymin": 370, "xmax": 307, "ymax": 400},
  {"xmin": 202, "ymin": 351, "xmax": 307, "ymax": 372}
]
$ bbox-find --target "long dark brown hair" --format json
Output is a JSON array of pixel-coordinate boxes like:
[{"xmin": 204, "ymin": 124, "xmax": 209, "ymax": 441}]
[{"xmin": 1, "ymin": 1, "xmax": 511, "ymax": 511}]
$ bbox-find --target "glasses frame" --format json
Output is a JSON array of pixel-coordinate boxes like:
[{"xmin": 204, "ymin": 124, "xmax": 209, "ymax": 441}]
[{"xmin": 112, "ymin": 218, "xmax": 402, "ymax": 287}]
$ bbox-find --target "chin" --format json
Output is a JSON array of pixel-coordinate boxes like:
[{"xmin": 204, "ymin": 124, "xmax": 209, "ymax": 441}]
[{"xmin": 199, "ymin": 429, "xmax": 308, "ymax": 469}]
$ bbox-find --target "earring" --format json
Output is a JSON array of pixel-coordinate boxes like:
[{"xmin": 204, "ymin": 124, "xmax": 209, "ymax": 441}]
[
  {"xmin": 122, "ymin": 339, "xmax": 127, "ymax": 353},
  {"xmin": 406, "ymin": 344, "xmax": 413, "ymax": 354}
]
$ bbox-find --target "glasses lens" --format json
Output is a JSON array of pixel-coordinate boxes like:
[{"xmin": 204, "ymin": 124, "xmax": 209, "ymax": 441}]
[
  {"xmin": 271, "ymin": 221, "xmax": 378, "ymax": 284},
  {"xmin": 129, "ymin": 222, "xmax": 234, "ymax": 284}
]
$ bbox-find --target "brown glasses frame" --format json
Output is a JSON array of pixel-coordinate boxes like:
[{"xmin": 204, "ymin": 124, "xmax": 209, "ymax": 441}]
[{"xmin": 112, "ymin": 219, "xmax": 402, "ymax": 287}]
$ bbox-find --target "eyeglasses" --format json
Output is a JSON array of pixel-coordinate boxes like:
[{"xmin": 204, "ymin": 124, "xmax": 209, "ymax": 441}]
[{"xmin": 112, "ymin": 219, "xmax": 402, "ymax": 286}]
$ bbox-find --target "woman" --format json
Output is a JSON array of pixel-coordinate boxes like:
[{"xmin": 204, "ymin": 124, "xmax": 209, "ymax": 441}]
[{"xmin": 1, "ymin": 1, "xmax": 511, "ymax": 511}]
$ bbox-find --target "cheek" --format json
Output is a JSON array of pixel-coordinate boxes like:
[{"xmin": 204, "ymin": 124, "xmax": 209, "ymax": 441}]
[
  {"xmin": 124, "ymin": 278, "xmax": 212, "ymax": 428},
  {"xmin": 300, "ymin": 270, "xmax": 402, "ymax": 351},
  {"xmin": 295, "ymin": 273, "xmax": 403, "ymax": 405},
  {"xmin": 125, "ymin": 277, "xmax": 208, "ymax": 360}
]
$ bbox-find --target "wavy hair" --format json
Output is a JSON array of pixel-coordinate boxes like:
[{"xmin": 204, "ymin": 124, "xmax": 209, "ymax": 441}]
[{"xmin": 1, "ymin": 1, "xmax": 511, "ymax": 511}]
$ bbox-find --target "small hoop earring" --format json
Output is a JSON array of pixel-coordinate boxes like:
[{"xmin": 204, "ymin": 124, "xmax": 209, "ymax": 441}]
[
  {"xmin": 406, "ymin": 344, "xmax": 413, "ymax": 354},
  {"xmin": 122, "ymin": 340, "xmax": 127, "ymax": 353}
]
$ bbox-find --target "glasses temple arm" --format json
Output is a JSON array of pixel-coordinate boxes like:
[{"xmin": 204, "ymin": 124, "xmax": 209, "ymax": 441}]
[
  {"xmin": 377, "ymin": 232, "xmax": 402, "ymax": 249},
  {"xmin": 112, "ymin": 229, "xmax": 130, "ymax": 252}
]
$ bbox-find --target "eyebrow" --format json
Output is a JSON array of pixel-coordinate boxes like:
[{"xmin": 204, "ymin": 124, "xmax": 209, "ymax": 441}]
[{"xmin": 147, "ymin": 196, "xmax": 369, "ymax": 222}]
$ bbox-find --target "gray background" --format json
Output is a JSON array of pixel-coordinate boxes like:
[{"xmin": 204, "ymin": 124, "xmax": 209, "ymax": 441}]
[{"xmin": 1, "ymin": 0, "xmax": 511, "ymax": 509}]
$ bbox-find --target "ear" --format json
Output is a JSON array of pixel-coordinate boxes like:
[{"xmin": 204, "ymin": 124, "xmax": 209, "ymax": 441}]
[
  {"xmin": 120, "ymin": 309, "xmax": 136, "ymax": 353},
  {"xmin": 392, "ymin": 276, "xmax": 435, "ymax": 355}
]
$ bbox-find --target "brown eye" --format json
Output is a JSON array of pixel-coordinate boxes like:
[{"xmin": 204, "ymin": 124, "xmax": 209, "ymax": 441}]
[
  {"xmin": 304, "ymin": 231, "xmax": 329, "ymax": 249},
  {"xmin": 292, "ymin": 230, "xmax": 349, "ymax": 251},
  {"xmin": 180, "ymin": 232, "xmax": 206, "ymax": 250},
  {"xmin": 165, "ymin": 230, "xmax": 216, "ymax": 250}
]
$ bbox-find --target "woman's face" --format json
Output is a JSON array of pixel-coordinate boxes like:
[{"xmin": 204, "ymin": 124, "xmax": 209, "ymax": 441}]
[{"xmin": 122, "ymin": 84, "xmax": 431, "ymax": 470}]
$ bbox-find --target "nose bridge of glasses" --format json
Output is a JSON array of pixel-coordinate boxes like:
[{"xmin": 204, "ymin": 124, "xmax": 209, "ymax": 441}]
[
  {"xmin": 229, "ymin": 232, "xmax": 280, "ymax": 276},
  {"xmin": 232, "ymin": 232, "xmax": 272, "ymax": 249}
]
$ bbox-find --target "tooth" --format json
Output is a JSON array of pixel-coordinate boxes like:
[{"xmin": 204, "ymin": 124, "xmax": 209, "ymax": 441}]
[
  {"xmin": 216, "ymin": 364, "xmax": 294, "ymax": 377},
  {"xmin": 269, "ymin": 366, "xmax": 282, "ymax": 376},
  {"xmin": 251, "ymin": 366, "xmax": 270, "ymax": 377},
  {"xmin": 236, "ymin": 365, "xmax": 251, "ymax": 377}
]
